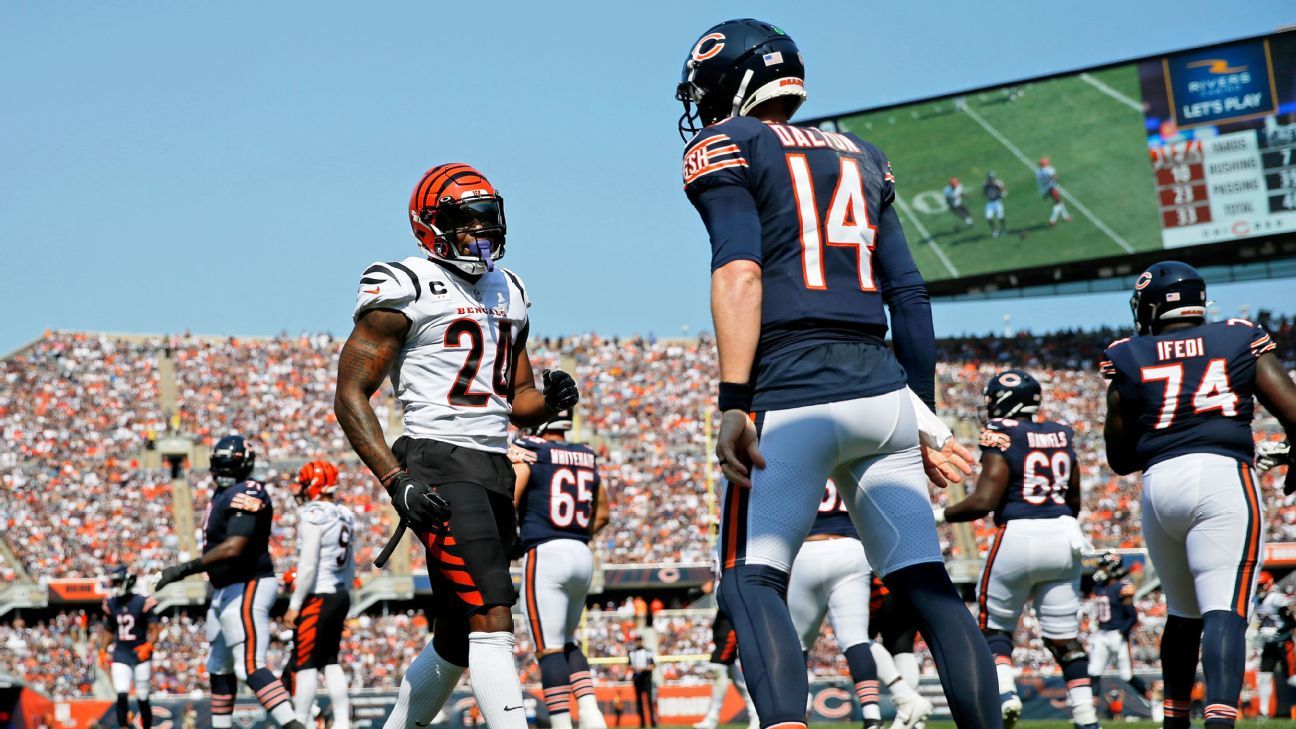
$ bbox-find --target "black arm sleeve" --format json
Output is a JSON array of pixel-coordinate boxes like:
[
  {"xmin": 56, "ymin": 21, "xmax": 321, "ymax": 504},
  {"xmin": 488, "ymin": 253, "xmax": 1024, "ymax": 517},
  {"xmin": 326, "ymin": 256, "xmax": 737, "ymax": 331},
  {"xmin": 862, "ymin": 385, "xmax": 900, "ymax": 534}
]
[
  {"xmin": 225, "ymin": 511, "xmax": 258, "ymax": 539},
  {"xmin": 873, "ymin": 204, "xmax": 936, "ymax": 410},
  {"xmin": 691, "ymin": 184, "xmax": 763, "ymax": 271}
]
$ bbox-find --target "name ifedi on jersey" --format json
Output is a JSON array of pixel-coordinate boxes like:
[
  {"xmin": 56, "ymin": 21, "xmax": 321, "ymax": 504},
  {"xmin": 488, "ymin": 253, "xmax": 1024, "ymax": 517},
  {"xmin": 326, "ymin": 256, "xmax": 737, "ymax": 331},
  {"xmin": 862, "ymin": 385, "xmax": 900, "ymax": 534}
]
[
  {"xmin": 1156, "ymin": 337, "xmax": 1205, "ymax": 361},
  {"xmin": 549, "ymin": 449, "xmax": 595, "ymax": 468},
  {"xmin": 1026, "ymin": 431, "xmax": 1070, "ymax": 449}
]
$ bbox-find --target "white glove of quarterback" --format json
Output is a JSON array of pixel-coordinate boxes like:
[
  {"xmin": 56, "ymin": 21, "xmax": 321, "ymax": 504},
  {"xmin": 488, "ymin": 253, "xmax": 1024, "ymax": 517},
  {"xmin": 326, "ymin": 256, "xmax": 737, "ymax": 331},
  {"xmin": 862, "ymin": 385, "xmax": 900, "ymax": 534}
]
[
  {"xmin": 908, "ymin": 388, "xmax": 953, "ymax": 449},
  {"xmin": 1257, "ymin": 440, "xmax": 1292, "ymax": 472}
]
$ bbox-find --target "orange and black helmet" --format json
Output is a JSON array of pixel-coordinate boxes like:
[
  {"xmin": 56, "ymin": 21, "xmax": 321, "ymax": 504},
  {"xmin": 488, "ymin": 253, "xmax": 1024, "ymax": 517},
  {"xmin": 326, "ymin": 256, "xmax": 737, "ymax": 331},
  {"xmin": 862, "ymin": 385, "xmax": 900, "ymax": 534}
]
[
  {"xmin": 295, "ymin": 460, "xmax": 339, "ymax": 503},
  {"xmin": 408, "ymin": 163, "xmax": 506, "ymax": 275}
]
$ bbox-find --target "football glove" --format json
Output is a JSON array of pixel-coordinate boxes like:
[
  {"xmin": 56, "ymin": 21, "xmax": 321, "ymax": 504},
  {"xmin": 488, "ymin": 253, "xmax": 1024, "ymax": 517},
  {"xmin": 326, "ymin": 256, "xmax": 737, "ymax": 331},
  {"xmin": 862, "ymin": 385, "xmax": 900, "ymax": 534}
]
[
  {"xmin": 385, "ymin": 472, "xmax": 451, "ymax": 530},
  {"xmin": 1257, "ymin": 440, "xmax": 1291, "ymax": 472},
  {"xmin": 542, "ymin": 369, "xmax": 580, "ymax": 413},
  {"xmin": 155, "ymin": 558, "xmax": 203, "ymax": 591}
]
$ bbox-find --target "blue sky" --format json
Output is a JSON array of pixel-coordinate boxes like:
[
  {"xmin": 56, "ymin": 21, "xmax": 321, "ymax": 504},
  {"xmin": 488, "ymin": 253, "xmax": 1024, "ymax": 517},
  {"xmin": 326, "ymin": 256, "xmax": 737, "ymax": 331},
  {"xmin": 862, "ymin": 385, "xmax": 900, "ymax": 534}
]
[{"xmin": 2, "ymin": 2, "xmax": 1293, "ymax": 353}]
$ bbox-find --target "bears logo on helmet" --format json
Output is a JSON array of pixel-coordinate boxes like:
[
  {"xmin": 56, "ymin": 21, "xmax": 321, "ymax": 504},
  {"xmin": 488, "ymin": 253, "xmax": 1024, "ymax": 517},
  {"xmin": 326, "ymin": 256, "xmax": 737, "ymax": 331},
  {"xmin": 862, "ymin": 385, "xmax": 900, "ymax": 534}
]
[
  {"xmin": 982, "ymin": 369, "xmax": 1042, "ymax": 420},
  {"xmin": 675, "ymin": 19, "xmax": 806, "ymax": 140},
  {"xmin": 211, "ymin": 435, "xmax": 256, "ymax": 486},
  {"xmin": 409, "ymin": 163, "xmax": 507, "ymax": 276},
  {"xmin": 295, "ymin": 460, "xmax": 339, "ymax": 504}
]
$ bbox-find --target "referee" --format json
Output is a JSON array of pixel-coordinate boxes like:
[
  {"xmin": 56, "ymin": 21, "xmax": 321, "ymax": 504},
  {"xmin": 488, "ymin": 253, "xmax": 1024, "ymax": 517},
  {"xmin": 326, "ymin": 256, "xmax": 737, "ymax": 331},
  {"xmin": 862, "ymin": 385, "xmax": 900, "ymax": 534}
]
[{"xmin": 629, "ymin": 637, "xmax": 656, "ymax": 727}]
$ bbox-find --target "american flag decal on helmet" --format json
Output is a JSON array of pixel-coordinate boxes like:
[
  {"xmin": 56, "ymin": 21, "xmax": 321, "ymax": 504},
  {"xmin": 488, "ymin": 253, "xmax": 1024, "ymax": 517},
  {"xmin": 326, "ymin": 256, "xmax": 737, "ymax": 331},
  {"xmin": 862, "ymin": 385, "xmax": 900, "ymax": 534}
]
[{"xmin": 682, "ymin": 134, "xmax": 747, "ymax": 186}]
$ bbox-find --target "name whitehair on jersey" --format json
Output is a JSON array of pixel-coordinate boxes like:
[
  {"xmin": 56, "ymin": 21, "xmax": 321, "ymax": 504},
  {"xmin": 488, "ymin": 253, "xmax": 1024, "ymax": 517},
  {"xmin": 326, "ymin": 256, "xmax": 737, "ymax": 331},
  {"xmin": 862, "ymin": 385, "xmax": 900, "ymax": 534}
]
[
  {"xmin": 1156, "ymin": 337, "xmax": 1206, "ymax": 361},
  {"xmin": 1026, "ymin": 431, "xmax": 1070, "ymax": 449},
  {"xmin": 549, "ymin": 448, "xmax": 596, "ymax": 468}
]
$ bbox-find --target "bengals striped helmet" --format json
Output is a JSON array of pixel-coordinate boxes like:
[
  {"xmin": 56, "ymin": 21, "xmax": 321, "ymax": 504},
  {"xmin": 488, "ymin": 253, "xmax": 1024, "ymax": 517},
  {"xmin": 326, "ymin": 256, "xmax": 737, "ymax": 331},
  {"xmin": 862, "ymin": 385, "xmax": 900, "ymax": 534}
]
[
  {"xmin": 295, "ymin": 460, "xmax": 339, "ymax": 504},
  {"xmin": 409, "ymin": 163, "xmax": 507, "ymax": 276}
]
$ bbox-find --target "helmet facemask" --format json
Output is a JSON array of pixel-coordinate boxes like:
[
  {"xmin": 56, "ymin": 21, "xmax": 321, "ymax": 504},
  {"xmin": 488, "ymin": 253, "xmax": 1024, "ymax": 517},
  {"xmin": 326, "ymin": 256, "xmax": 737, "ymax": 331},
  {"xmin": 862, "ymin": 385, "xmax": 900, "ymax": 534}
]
[{"xmin": 417, "ymin": 193, "xmax": 507, "ymax": 276}]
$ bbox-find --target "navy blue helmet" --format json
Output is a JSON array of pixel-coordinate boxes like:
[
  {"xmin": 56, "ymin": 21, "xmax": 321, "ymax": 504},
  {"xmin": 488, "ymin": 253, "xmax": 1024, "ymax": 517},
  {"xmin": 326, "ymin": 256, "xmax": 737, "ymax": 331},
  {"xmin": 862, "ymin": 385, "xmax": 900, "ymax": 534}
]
[
  {"xmin": 1130, "ymin": 261, "xmax": 1207, "ymax": 336},
  {"xmin": 210, "ymin": 434, "xmax": 255, "ymax": 485},
  {"xmin": 983, "ymin": 369, "xmax": 1042, "ymax": 420},
  {"xmin": 675, "ymin": 19, "xmax": 806, "ymax": 140},
  {"xmin": 109, "ymin": 565, "xmax": 136, "ymax": 596}
]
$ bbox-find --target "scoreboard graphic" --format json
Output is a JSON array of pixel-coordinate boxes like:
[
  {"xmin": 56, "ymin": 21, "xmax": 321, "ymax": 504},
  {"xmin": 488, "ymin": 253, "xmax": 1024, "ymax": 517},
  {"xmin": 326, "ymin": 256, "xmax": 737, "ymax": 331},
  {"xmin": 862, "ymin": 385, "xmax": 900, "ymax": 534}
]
[{"xmin": 1142, "ymin": 36, "xmax": 1296, "ymax": 249}]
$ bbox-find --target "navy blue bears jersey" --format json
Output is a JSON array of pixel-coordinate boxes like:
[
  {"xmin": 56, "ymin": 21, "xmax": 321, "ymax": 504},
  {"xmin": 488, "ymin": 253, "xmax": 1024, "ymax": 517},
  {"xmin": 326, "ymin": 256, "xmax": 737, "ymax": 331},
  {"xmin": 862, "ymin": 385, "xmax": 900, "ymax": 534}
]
[
  {"xmin": 1093, "ymin": 580, "xmax": 1138, "ymax": 633},
  {"xmin": 201, "ymin": 479, "xmax": 275, "ymax": 588},
  {"xmin": 683, "ymin": 116, "xmax": 935, "ymax": 411},
  {"xmin": 1102, "ymin": 319, "xmax": 1275, "ymax": 470},
  {"xmin": 978, "ymin": 418, "xmax": 1077, "ymax": 526},
  {"xmin": 103, "ymin": 593, "xmax": 157, "ymax": 665},
  {"xmin": 516, "ymin": 436, "xmax": 601, "ymax": 551},
  {"xmin": 809, "ymin": 480, "xmax": 860, "ymax": 538}
]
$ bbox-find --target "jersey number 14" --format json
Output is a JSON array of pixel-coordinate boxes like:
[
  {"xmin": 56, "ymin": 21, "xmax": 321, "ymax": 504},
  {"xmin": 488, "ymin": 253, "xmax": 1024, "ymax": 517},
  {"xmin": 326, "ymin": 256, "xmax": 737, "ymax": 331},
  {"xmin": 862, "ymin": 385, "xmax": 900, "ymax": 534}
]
[{"xmin": 787, "ymin": 155, "xmax": 878, "ymax": 292}]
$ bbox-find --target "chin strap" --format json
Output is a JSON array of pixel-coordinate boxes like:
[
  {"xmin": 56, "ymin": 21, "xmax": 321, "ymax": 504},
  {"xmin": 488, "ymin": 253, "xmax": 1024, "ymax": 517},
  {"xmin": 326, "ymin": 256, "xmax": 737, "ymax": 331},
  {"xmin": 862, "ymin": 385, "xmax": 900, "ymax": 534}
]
[{"xmin": 467, "ymin": 239, "xmax": 495, "ymax": 272}]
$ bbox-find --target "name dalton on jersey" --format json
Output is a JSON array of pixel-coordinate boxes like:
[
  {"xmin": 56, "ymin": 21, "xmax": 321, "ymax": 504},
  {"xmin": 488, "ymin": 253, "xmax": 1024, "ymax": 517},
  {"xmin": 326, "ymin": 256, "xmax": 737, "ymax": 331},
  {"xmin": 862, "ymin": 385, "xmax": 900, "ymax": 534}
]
[{"xmin": 354, "ymin": 256, "xmax": 530, "ymax": 454}]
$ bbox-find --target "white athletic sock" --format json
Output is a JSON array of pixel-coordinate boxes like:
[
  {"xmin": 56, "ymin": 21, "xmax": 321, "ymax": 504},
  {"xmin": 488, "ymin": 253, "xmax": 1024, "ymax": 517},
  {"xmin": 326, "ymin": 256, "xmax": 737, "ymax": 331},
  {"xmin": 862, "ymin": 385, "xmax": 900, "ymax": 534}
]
[
  {"xmin": 1068, "ymin": 684, "xmax": 1097, "ymax": 725},
  {"xmin": 996, "ymin": 662, "xmax": 1016, "ymax": 696},
  {"xmin": 212, "ymin": 717, "xmax": 233, "ymax": 729},
  {"xmin": 550, "ymin": 712, "xmax": 573, "ymax": 729},
  {"xmin": 870, "ymin": 643, "xmax": 916, "ymax": 702},
  {"xmin": 468, "ymin": 631, "xmax": 527, "ymax": 729},
  {"xmin": 384, "ymin": 641, "xmax": 466, "ymax": 729},
  {"xmin": 294, "ymin": 668, "xmax": 320, "ymax": 725},
  {"xmin": 894, "ymin": 653, "xmax": 919, "ymax": 691},
  {"xmin": 702, "ymin": 664, "xmax": 726, "ymax": 723},
  {"xmin": 577, "ymin": 694, "xmax": 606, "ymax": 728},
  {"xmin": 270, "ymin": 701, "xmax": 298, "ymax": 727},
  {"xmin": 324, "ymin": 664, "xmax": 351, "ymax": 729},
  {"xmin": 1260, "ymin": 673, "xmax": 1274, "ymax": 717}
]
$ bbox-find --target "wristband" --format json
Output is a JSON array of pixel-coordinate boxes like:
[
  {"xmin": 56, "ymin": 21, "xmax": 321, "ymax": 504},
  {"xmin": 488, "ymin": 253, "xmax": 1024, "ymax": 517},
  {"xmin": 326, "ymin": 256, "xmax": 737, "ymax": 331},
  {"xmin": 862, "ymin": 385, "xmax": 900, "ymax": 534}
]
[
  {"xmin": 379, "ymin": 467, "xmax": 402, "ymax": 489},
  {"xmin": 718, "ymin": 382, "xmax": 754, "ymax": 413}
]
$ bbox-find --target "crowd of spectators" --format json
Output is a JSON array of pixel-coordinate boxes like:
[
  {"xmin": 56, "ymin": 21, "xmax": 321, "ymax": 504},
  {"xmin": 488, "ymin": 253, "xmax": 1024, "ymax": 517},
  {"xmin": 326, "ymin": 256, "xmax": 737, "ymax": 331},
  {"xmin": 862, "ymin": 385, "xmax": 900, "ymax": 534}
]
[{"xmin": 0, "ymin": 612, "xmax": 96, "ymax": 699}]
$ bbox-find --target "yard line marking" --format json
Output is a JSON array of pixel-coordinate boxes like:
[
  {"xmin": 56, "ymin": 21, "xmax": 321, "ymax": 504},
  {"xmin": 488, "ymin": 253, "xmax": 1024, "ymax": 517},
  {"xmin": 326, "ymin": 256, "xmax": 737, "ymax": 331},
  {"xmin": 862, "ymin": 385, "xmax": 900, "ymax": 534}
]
[
  {"xmin": 1079, "ymin": 73, "xmax": 1143, "ymax": 113},
  {"xmin": 894, "ymin": 194, "xmax": 960, "ymax": 278},
  {"xmin": 960, "ymin": 103, "xmax": 1135, "ymax": 254}
]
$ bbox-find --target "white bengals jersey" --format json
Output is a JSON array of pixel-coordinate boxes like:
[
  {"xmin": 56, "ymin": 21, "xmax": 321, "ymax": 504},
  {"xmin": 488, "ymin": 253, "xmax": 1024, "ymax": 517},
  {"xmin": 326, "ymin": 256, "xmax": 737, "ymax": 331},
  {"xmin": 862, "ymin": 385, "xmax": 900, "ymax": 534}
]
[
  {"xmin": 294, "ymin": 501, "xmax": 356, "ymax": 598},
  {"xmin": 353, "ymin": 256, "xmax": 530, "ymax": 453}
]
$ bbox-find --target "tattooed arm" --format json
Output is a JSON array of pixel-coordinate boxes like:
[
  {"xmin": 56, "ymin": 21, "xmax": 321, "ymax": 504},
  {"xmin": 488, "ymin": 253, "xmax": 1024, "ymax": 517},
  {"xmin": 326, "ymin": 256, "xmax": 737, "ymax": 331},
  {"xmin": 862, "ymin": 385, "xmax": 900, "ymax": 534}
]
[{"xmin": 335, "ymin": 309, "xmax": 410, "ymax": 481}]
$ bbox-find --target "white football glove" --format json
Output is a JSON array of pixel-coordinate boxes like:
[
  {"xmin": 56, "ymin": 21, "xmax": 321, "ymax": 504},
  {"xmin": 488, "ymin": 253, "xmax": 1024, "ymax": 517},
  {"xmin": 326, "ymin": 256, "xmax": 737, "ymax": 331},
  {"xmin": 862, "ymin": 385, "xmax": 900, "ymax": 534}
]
[{"xmin": 1257, "ymin": 440, "xmax": 1292, "ymax": 473}]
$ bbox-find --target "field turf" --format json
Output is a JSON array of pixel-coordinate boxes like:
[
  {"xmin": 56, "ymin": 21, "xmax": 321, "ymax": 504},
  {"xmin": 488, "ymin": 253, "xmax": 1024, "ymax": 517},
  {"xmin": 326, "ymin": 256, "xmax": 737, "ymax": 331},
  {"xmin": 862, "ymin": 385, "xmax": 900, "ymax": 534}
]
[
  {"xmin": 734, "ymin": 722, "xmax": 1296, "ymax": 728},
  {"xmin": 833, "ymin": 64, "xmax": 1163, "ymax": 282}
]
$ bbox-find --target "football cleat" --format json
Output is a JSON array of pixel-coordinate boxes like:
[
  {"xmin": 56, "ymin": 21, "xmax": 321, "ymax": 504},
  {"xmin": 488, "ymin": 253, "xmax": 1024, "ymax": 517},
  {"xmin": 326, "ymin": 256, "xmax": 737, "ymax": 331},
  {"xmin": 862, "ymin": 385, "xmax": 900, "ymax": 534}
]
[
  {"xmin": 409, "ymin": 163, "xmax": 507, "ymax": 276},
  {"xmin": 891, "ymin": 695, "xmax": 933, "ymax": 729},
  {"xmin": 692, "ymin": 720, "xmax": 716, "ymax": 729},
  {"xmin": 1001, "ymin": 692, "xmax": 1023, "ymax": 729}
]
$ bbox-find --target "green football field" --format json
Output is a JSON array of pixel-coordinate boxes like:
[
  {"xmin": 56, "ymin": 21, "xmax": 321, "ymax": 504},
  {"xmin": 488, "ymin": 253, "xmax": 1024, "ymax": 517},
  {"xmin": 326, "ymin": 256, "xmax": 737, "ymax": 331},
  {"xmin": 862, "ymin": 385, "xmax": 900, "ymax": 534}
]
[
  {"xmin": 719, "ymin": 722, "xmax": 1296, "ymax": 728},
  {"xmin": 833, "ymin": 64, "xmax": 1164, "ymax": 282}
]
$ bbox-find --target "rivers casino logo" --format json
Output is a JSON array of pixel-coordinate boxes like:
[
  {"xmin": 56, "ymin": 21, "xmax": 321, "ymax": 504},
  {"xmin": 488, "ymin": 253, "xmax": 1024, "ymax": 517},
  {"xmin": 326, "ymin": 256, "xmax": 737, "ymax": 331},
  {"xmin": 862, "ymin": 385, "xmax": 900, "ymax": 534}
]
[{"xmin": 1164, "ymin": 39, "xmax": 1278, "ymax": 129}]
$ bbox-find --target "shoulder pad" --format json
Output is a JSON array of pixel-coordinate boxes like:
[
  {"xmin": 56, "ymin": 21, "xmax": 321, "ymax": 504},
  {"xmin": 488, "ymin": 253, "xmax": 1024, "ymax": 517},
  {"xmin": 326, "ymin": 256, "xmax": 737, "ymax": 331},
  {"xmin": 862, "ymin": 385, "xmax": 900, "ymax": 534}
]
[
  {"xmin": 354, "ymin": 259, "xmax": 422, "ymax": 323},
  {"xmin": 979, "ymin": 423, "xmax": 1013, "ymax": 452},
  {"xmin": 683, "ymin": 122, "xmax": 752, "ymax": 189},
  {"xmin": 301, "ymin": 502, "xmax": 338, "ymax": 526},
  {"xmin": 1099, "ymin": 338, "xmax": 1131, "ymax": 379},
  {"xmin": 499, "ymin": 267, "xmax": 531, "ymax": 309}
]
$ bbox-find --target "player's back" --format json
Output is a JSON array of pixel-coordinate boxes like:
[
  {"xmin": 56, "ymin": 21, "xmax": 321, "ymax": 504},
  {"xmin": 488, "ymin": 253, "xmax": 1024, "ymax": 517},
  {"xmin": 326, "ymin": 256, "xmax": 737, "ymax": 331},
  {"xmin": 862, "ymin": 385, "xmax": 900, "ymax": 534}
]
[
  {"xmin": 1103, "ymin": 319, "xmax": 1274, "ymax": 469},
  {"xmin": 683, "ymin": 116, "xmax": 920, "ymax": 411},
  {"xmin": 517, "ymin": 436, "xmax": 600, "ymax": 550},
  {"xmin": 203, "ymin": 480, "xmax": 276, "ymax": 588},
  {"xmin": 1094, "ymin": 580, "xmax": 1137, "ymax": 632},
  {"xmin": 300, "ymin": 500, "xmax": 356, "ymax": 592},
  {"xmin": 979, "ymin": 417, "xmax": 1077, "ymax": 525},
  {"xmin": 104, "ymin": 593, "xmax": 154, "ymax": 657}
]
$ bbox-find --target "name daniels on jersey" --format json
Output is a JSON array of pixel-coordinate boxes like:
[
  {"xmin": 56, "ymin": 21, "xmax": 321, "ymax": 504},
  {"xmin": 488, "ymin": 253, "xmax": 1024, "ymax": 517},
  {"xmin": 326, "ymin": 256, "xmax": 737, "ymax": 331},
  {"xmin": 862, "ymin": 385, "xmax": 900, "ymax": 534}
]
[
  {"xmin": 549, "ymin": 449, "xmax": 596, "ymax": 468},
  {"xmin": 765, "ymin": 123, "xmax": 861, "ymax": 153},
  {"xmin": 1155, "ymin": 337, "xmax": 1206, "ymax": 361},
  {"xmin": 457, "ymin": 305, "xmax": 509, "ymax": 318},
  {"xmin": 1026, "ymin": 431, "xmax": 1070, "ymax": 449}
]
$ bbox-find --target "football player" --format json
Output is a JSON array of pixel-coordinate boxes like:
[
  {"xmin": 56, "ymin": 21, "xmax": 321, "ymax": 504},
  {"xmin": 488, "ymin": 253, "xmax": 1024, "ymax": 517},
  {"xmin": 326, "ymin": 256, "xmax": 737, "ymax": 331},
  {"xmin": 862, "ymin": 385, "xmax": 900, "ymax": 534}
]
[
  {"xmin": 1087, "ymin": 554, "xmax": 1149, "ymax": 705},
  {"xmin": 935, "ymin": 370, "xmax": 1098, "ymax": 729},
  {"xmin": 1102, "ymin": 261, "xmax": 1296, "ymax": 729},
  {"xmin": 155, "ymin": 436, "xmax": 303, "ymax": 729},
  {"xmin": 101, "ymin": 567, "xmax": 159, "ymax": 729},
  {"xmin": 983, "ymin": 171, "xmax": 1007, "ymax": 238},
  {"xmin": 334, "ymin": 163, "xmax": 579, "ymax": 729},
  {"xmin": 787, "ymin": 482, "xmax": 883, "ymax": 729},
  {"xmin": 1035, "ymin": 158, "xmax": 1070, "ymax": 226},
  {"xmin": 1253, "ymin": 571, "xmax": 1291, "ymax": 715},
  {"xmin": 283, "ymin": 460, "xmax": 355, "ymax": 729},
  {"xmin": 943, "ymin": 177, "xmax": 974, "ymax": 229},
  {"xmin": 511, "ymin": 411, "xmax": 610, "ymax": 729},
  {"xmin": 678, "ymin": 19, "xmax": 1000, "ymax": 729}
]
